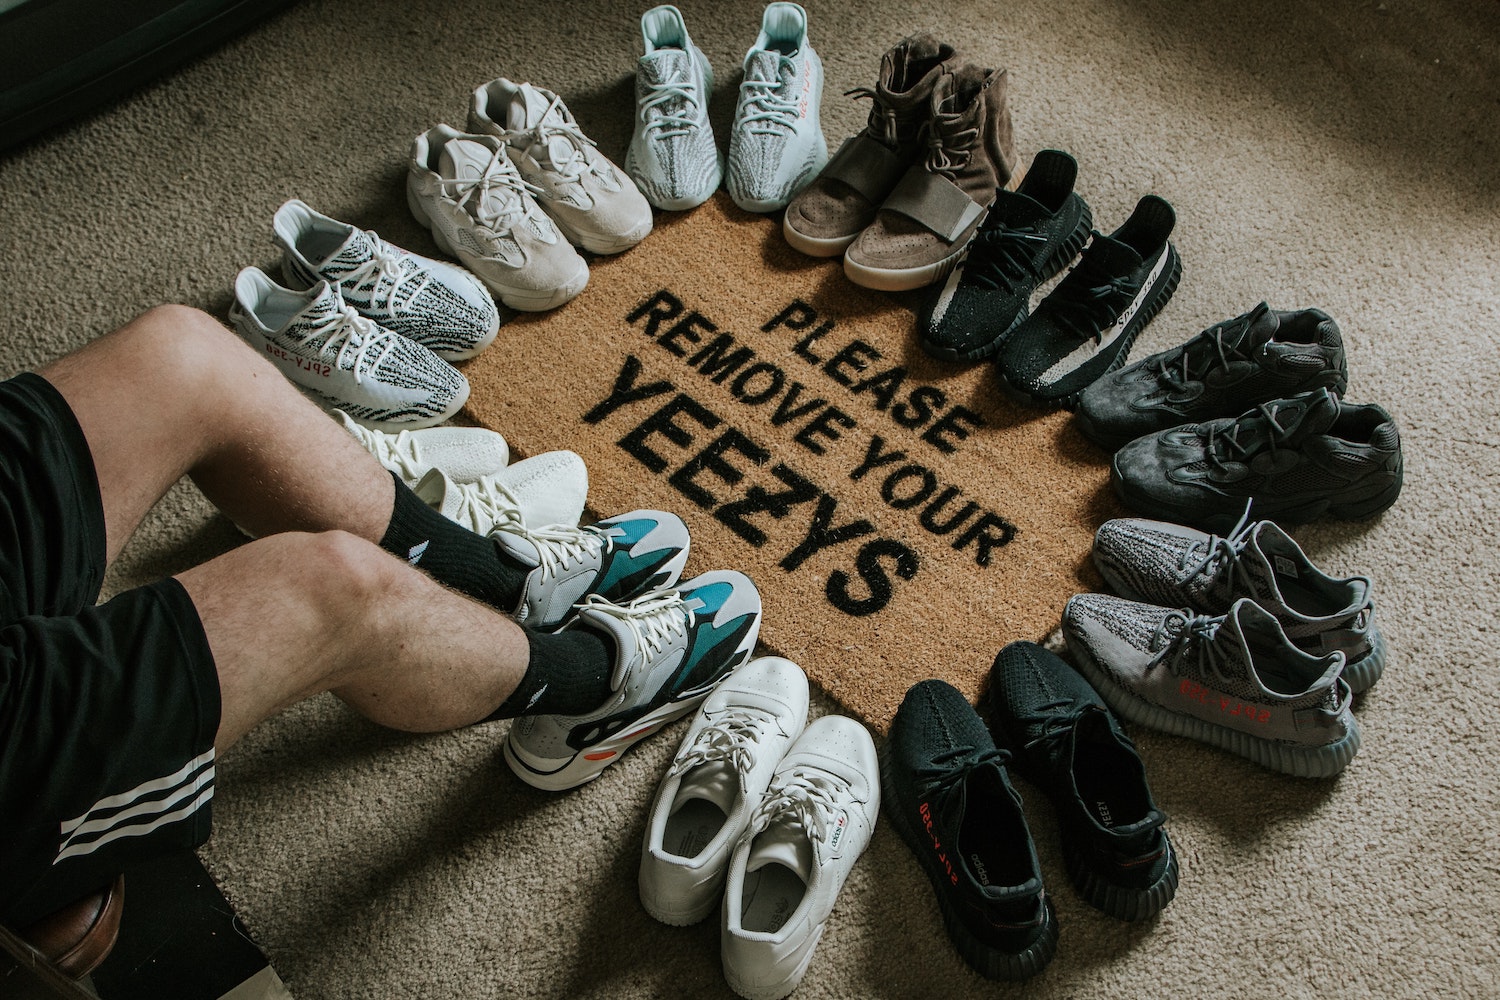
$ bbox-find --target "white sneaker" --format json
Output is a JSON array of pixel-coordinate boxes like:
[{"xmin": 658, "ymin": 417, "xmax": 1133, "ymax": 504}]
[
  {"xmin": 721, "ymin": 715, "xmax": 879, "ymax": 1000},
  {"xmin": 625, "ymin": 5, "xmax": 722, "ymax": 211},
  {"xmin": 412, "ymin": 469, "xmax": 691, "ymax": 628},
  {"xmin": 272, "ymin": 198, "xmax": 500, "ymax": 360},
  {"xmin": 469, "ymin": 80, "xmax": 654, "ymax": 255},
  {"xmin": 505, "ymin": 571, "xmax": 763, "ymax": 790},
  {"xmin": 335, "ymin": 408, "xmax": 508, "ymax": 486},
  {"xmin": 230, "ymin": 267, "xmax": 468, "ymax": 430},
  {"xmin": 407, "ymin": 125, "xmax": 589, "ymax": 312},
  {"xmin": 412, "ymin": 465, "xmax": 586, "ymax": 545},
  {"xmin": 640, "ymin": 656, "xmax": 810, "ymax": 926},
  {"xmin": 726, "ymin": 2, "xmax": 827, "ymax": 213}
]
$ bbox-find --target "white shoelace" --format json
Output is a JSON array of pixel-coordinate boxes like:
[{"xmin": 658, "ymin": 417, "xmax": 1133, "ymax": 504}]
[
  {"xmin": 503, "ymin": 95, "xmax": 611, "ymax": 185},
  {"xmin": 341, "ymin": 416, "xmax": 427, "ymax": 482},
  {"xmin": 576, "ymin": 590, "xmax": 689, "ymax": 685},
  {"xmin": 738, "ymin": 63, "xmax": 799, "ymax": 136},
  {"xmin": 295, "ymin": 305, "xmax": 395, "ymax": 382},
  {"xmin": 438, "ymin": 145, "xmax": 544, "ymax": 235},
  {"xmin": 669, "ymin": 708, "xmax": 771, "ymax": 781},
  {"xmin": 642, "ymin": 68, "xmax": 702, "ymax": 138},
  {"xmin": 750, "ymin": 769, "xmax": 845, "ymax": 842},
  {"xmin": 445, "ymin": 476, "xmax": 602, "ymax": 576},
  {"xmin": 340, "ymin": 232, "xmax": 431, "ymax": 322}
]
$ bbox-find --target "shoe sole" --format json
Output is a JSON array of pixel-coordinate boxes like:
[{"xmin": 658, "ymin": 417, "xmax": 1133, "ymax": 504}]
[
  {"xmin": 1065, "ymin": 639, "xmax": 1362, "ymax": 778},
  {"xmin": 781, "ymin": 217, "xmax": 858, "ymax": 257},
  {"xmin": 503, "ymin": 690, "xmax": 712, "ymax": 791},
  {"xmin": 876, "ymin": 742, "xmax": 1059, "ymax": 981},
  {"xmin": 999, "ymin": 245, "xmax": 1183, "ymax": 410},
  {"xmin": 920, "ymin": 203, "xmax": 1095, "ymax": 362},
  {"xmin": 842, "ymin": 245, "xmax": 971, "ymax": 293},
  {"xmin": 1071, "ymin": 405, "xmax": 1138, "ymax": 452},
  {"xmin": 549, "ymin": 211, "xmax": 654, "ymax": 256},
  {"xmin": 1061, "ymin": 826, "xmax": 1179, "ymax": 921},
  {"xmin": 638, "ymin": 879, "xmax": 721, "ymax": 927},
  {"xmin": 406, "ymin": 184, "xmax": 589, "ymax": 311},
  {"xmin": 722, "ymin": 924, "xmax": 824, "ymax": 1000},
  {"xmin": 1343, "ymin": 627, "xmax": 1387, "ymax": 694}
]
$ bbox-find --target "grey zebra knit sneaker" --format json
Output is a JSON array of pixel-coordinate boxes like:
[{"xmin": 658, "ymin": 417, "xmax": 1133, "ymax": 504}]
[
  {"xmin": 272, "ymin": 199, "xmax": 500, "ymax": 360},
  {"xmin": 1062, "ymin": 593, "xmax": 1359, "ymax": 778},
  {"xmin": 626, "ymin": 5, "xmax": 722, "ymax": 211},
  {"xmin": 1092, "ymin": 513, "xmax": 1386, "ymax": 693},
  {"xmin": 230, "ymin": 268, "xmax": 468, "ymax": 430}
]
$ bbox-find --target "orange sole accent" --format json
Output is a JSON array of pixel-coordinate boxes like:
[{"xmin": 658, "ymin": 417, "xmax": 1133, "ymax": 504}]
[{"xmin": 583, "ymin": 750, "xmax": 617, "ymax": 762}]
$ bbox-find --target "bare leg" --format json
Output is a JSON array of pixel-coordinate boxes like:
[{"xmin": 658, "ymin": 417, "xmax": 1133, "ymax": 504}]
[
  {"xmin": 39, "ymin": 304, "xmax": 394, "ymax": 561},
  {"xmin": 180, "ymin": 530, "xmax": 528, "ymax": 752}
]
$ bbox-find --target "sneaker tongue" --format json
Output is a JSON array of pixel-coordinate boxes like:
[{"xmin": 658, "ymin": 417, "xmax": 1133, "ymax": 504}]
[
  {"xmin": 640, "ymin": 47, "xmax": 690, "ymax": 86},
  {"xmin": 293, "ymin": 281, "xmax": 346, "ymax": 325},
  {"xmin": 990, "ymin": 188, "xmax": 1051, "ymax": 229},
  {"xmin": 745, "ymin": 49, "xmax": 784, "ymax": 86},
  {"xmin": 438, "ymin": 138, "xmax": 507, "ymax": 219},
  {"xmin": 1085, "ymin": 232, "xmax": 1145, "ymax": 273},
  {"xmin": 319, "ymin": 227, "xmax": 372, "ymax": 273},
  {"xmin": 1236, "ymin": 302, "xmax": 1279, "ymax": 349},
  {"xmin": 575, "ymin": 605, "xmax": 644, "ymax": 690},
  {"xmin": 747, "ymin": 823, "xmax": 813, "ymax": 881},
  {"xmin": 509, "ymin": 83, "xmax": 566, "ymax": 131}
]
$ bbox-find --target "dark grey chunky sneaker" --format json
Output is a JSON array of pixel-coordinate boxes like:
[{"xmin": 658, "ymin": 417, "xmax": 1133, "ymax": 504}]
[
  {"xmin": 1110, "ymin": 387, "xmax": 1405, "ymax": 533},
  {"xmin": 1076, "ymin": 302, "xmax": 1350, "ymax": 450},
  {"xmin": 881, "ymin": 680, "xmax": 1057, "ymax": 981},
  {"xmin": 917, "ymin": 149, "xmax": 1093, "ymax": 361},
  {"xmin": 997, "ymin": 195, "xmax": 1181, "ymax": 407},
  {"xmin": 1062, "ymin": 594, "xmax": 1359, "ymax": 778},
  {"xmin": 987, "ymin": 642, "xmax": 1178, "ymax": 921},
  {"xmin": 1093, "ymin": 514, "xmax": 1387, "ymax": 692}
]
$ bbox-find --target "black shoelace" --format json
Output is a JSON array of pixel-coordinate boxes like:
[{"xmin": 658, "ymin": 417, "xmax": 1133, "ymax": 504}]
[
  {"xmin": 962, "ymin": 223, "xmax": 1049, "ymax": 292},
  {"xmin": 1049, "ymin": 249, "xmax": 1137, "ymax": 341}
]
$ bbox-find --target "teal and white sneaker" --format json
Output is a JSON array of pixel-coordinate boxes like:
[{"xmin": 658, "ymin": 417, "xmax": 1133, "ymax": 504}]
[
  {"xmin": 504, "ymin": 571, "xmax": 764, "ymax": 790},
  {"xmin": 625, "ymin": 5, "xmax": 722, "ymax": 211},
  {"xmin": 726, "ymin": 2, "xmax": 827, "ymax": 213}
]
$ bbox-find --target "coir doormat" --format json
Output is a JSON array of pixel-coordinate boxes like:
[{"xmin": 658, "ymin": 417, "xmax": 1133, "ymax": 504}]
[{"xmin": 463, "ymin": 192, "xmax": 1118, "ymax": 732}]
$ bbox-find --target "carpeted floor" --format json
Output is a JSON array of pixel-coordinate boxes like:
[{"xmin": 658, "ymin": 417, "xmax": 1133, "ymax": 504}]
[{"xmin": 2, "ymin": 1, "xmax": 1498, "ymax": 997}]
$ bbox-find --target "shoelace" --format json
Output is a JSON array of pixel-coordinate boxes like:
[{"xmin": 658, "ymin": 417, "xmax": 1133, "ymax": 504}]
[
  {"xmin": 576, "ymin": 589, "xmax": 689, "ymax": 670},
  {"xmin": 452, "ymin": 476, "xmax": 605, "ymax": 576},
  {"xmin": 296, "ymin": 304, "xmax": 395, "ymax": 382},
  {"xmin": 502, "ymin": 94, "xmax": 611, "ymax": 185},
  {"xmin": 738, "ymin": 60, "xmax": 799, "ymax": 136},
  {"xmin": 339, "ymin": 233, "xmax": 431, "ymax": 323},
  {"xmin": 1150, "ymin": 610, "xmax": 1241, "ymax": 687},
  {"xmin": 641, "ymin": 66, "xmax": 701, "ymax": 138},
  {"xmin": 438, "ymin": 144, "xmax": 543, "ymax": 234},
  {"xmin": 668, "ymin": 707, "xmax": 773, "ymax": 781},
  {"xmin": 1049, "ymin": 250, "xmax": 1137, "ymax": 341},
  {"xmin": 342, "ymin": 417, "xmax": 428, "ymax": 483},
  {"xmin": 750, "ymin": 768, "xmax": 847, "ymax": 843},
  {"xmin": 1150, "ymin": 313, "xmax": 1257, "ymax": 392},
  {"xmin": 914, "ymin": 744, "xmax": 1008, "ymax": 802},
  {"xmin": 1202, "ymin": 400, "xmax": 1296, "ymax": 473},
  {"xmin": 963, "ymin": 223, "xmax": 1049, "ymax": 291},
  {"xmin": 922, "ymin": 112, "xmax": 977, "ymax": 178},
  {"xmin": 1178, "ymin": 502, "xmax": 1259, "ymax": 592},
  {"xmin": 845, "ymin": 86, "xmax": 899, "ymax": 146}
]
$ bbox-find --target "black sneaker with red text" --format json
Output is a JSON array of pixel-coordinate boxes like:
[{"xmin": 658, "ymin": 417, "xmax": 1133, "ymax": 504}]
[{"xmin": 880, "ymin": 679, "xmax": 1057, "ymax": 981}]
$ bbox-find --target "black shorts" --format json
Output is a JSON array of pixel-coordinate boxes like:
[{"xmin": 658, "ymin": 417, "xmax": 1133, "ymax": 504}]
[{"xmin": 0, "ymin": 372, "xmax": 221, "ymax": 926}]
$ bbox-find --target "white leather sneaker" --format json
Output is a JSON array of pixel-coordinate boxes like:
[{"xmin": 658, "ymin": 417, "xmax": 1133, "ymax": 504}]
[
  {"xmin": 407, "ymin": 125, "xmax": 588, "ymax": 311},
  {"xmin": 640, "ymin": 656, "xmax": 810, "ymax": 926},
  {"xmin": 720, "ymin": 715, "xmax": 880, "ymax": 1000},
  {"xmin": 469, "ymin": 79, "xmax": 653, "ymax": 255}
]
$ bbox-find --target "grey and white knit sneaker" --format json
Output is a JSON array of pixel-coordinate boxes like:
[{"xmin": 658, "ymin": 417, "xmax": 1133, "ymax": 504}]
[
  {"xmin": 725, "ymin": 2, "xmax": 827, "ymax": 213},
  {"xmin": 230, "ymin": 268, "xmax": 468, "ymax": 431},
  {"xmin": 1092, "ymin": 513, "xmax": 1387, "ymax": 693},
  {"xmin": 1061, "ymin": 594, "xmax": 1359, "ymax": 778},
  {"xmin": 272, "ymin": 199, "xmax": 500, "ymax": 360},
  {"xmin": 625, "ymin": 5, "xmax": 722, "ymax": 211}
]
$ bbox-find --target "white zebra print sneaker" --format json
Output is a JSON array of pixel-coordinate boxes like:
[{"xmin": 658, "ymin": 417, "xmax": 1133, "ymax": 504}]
[
  {"xmin": 272, "ymin": 198, "xmax": 501, "ymax": 360},
  {"xmin": 230, "ymin": 267, "xmax": 469, "ymax": 430}
]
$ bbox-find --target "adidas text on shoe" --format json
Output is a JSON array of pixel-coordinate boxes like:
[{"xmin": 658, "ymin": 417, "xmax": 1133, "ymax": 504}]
[
  {"xmin": 1110, "ymin": 387, "xmax": 1405, "ymax": 532},
  {"xmin": 919, "ymin": 149, "xmax": 1093, "ymax": 361},
  {"xmin": 336, "ymin": 408, "xmax": 508, "ymax": 486},
  {"xmin": 1062, "ymin": 594, "xmax": 1360, "ymax": 778},
  {"xmin": 881, "ymin": 680, "xmax": 1057, "ymax": 980},
  {"xmin": 272, "ymin": 198, "xmax": 500, "ymax": 360},
  {"xmin": 998, "ymin": 194, "xmax": 1181, "ymax": 407},
  {"xmin": 229, "ymin": 268, "xmax": 468, "ymax": 430},
  {"xmin": 407, "ymin": 125, "xmax": 588, "ymax": 311},
  {"xmin": 505, "ymin": 571, "xmax": 763, "ymax": 790},
  {"xmin": 726, "ymin": 2, "xmax": 827, "ymax": 213},
  {"xmin": 1092, "ymin": 512, "xmax": 1387, "ymax": 692},
  {"xmin": 988, "ymin": 642, "xmax": 1178, "ymax": 920},
  {"xmin": 640, "ymin": 656, "xmax": 810, "ymax": 926},
  {"xmin": 626, "ymin": 5, "xmax": 722, "ymax": 211},
  {"xmin": 843, "ymin": 62, "xmax": 1017, "ymax": 292},
  {"xmin": 469, "ymin": 79, "xmax": 654, "ymax": 254},
  {"xmin": 1076, "ymin": 302, "xmax": 1351, "ymax": 450},
  {"xmin": 783, "ymin": 34, "xmax": 959, "ymax": 257},
  {"xmin": 721, "ymin": 715, "xmax": 879, "ymax": 1000}
]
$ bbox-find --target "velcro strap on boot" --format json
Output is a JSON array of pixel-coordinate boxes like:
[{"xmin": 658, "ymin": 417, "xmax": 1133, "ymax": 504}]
[
  {"xmin": 822, "ymin": 134, "xmax": 907, "ymax": 203},
  {"xmin": 881, "ymin": 166, "xmax": 987, "ymax": 242}
]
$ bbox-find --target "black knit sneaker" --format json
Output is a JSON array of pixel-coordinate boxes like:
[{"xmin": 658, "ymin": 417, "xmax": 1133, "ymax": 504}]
[
  {"xmin": 997, "ymin": 194, "xmax": 1181, "ymax": 407},
  {"xmin": 917, "ymin": 149, "xmax": 1092, "ymax": 361},
  {"xmin": 1076, "ymin": 302, "xmax": 1350, "ymax": 450},
  {"xmin": 987, "ymin": 642, "xmax": 1178, "ymax": 921},
  {"xmin": 1111, "ymin": 387, "xmax": 1405, "ymax": 533},
  {"xmin": 880, "ymin": 680, "xmax": 1057, "ymax": 981}
]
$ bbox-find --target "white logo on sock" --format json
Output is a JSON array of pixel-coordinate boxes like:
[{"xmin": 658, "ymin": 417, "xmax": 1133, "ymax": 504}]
[
  {"xmin": 407, "ymin": 540, "xmax": 430, "ymax": 565},
  {"xmin": 525, "ymin": 683, "xmax": 548, "ymax": 711}
]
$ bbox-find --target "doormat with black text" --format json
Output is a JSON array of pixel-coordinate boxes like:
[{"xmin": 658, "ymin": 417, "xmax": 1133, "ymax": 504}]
[{"xmin": 463, "ymin": 193, "xmax": 1118, "ymax": 732}]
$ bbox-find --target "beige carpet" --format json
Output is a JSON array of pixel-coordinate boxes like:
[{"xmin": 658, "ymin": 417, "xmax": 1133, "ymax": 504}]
[{"xmin": 2, "ymin": 1, "xmax": 1497, "ymax": 997}]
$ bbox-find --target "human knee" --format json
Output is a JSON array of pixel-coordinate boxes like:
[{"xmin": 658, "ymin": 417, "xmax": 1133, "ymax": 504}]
[
  {"xmin": 294, "ymin": 530, "xmax": 406, "ymax": 600},
  {"xmin": 124, "ymin": 304, "xmax": 259, "ymax": 372}
]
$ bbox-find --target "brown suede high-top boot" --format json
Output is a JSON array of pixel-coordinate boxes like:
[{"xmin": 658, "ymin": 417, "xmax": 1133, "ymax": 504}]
[
  {"xmin": 843, "ymin": 62, "xmax": 1016, "ymax": 291},
  {"xmin": 781, "ymin": 33, "xmax": 959, "ymax": 257}
]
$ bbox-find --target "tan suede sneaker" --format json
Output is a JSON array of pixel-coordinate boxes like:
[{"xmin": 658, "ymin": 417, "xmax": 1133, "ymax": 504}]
[
  {"xmin": 780, "ymin": 33, "xmax": 959, "ymax": 257},
  {"xmin": 843, "ymin": 62, "xmax": 1016, "ymax": 291}
]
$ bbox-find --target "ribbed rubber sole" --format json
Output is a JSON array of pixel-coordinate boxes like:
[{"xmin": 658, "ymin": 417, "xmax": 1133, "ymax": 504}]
[
  {"xmin": 1062, "ymin": 828, "xmax": 1179, "ymax": 921},
  {"xmin": 503, "ymin": 693, "xmax": 707, "ymax": 791},
  {"xmin": 1342, "ymin": 627, "xmax": 1388, "ymax": 694},
  {"xmin": 877, "ymin": 743, "xmax": 1058, "ymax": 981},
  {"xmin": 1066, "ymin": 640, "xmax": 1361, "ymax": 779}
]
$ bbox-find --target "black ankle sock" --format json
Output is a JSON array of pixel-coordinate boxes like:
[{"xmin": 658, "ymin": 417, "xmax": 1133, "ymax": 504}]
[
  {"xmin": 378, "ymin": 471, "xmax": 528, "ymax": 610},
  {"xmin": 487, "ymin": 625, "xmax": 615, "ymax": 719}
]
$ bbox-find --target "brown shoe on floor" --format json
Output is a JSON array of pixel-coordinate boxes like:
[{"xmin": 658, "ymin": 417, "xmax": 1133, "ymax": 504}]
[
  {"xmin": 843, "ymin": 62, "xmax": 1016, "ymax": 291},
  {"xmin": 781, "ymin": 33, "xmax": 959, "ymax": 257}
]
